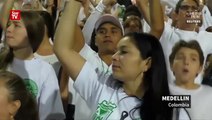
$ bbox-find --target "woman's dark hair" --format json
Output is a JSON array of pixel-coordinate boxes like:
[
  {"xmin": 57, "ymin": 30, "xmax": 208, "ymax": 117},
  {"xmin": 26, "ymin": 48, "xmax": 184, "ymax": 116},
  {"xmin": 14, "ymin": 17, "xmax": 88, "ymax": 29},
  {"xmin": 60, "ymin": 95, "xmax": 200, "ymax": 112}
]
[
  {"xmin": 52, "ymin": 0, "xmax": 58, "ymax": 22},
  {"xmin": 169, "ymin": 40, "xmax": 204, "ymax": 66},
  {"xmin": 175, "ymin": 0, "xmax": 199, "ymax": 14},
  {"xmin": 21, "ymin": 11, "xmax": 45, "ymax": 52},
  {"xmin": 125, "ymin": 32, "xmax": 172, "ymax": 120},
  {"xmin": 38, "ymin": 11, "xmax": 55, "ymax": 41},
  {"xmin": 0, "ymin": 71, "xmax": 38, "ymax": 120},
  {"xmin": 0, "ymin": 11, "xmax": 45, "ymax": 70}
]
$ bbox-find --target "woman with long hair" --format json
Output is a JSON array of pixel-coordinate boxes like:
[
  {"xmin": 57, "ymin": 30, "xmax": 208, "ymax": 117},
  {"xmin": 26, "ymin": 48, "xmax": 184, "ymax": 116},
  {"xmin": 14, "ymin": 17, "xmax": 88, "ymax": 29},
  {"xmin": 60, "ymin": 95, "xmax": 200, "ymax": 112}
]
[
  {"xmin": 54, "ymin": 0, "xmax": 172, "ymax": 119},
  {"xmin": 0, "ymin": 1, "xmax": 65, "ymax": 119}
]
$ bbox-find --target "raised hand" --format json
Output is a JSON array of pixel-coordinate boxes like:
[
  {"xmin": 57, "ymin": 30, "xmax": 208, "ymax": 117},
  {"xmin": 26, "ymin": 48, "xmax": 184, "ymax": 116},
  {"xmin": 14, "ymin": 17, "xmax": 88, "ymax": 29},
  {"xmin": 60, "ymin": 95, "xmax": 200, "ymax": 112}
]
[
  {"xmin": 102, "ymin": 0, "xmax": 116, "ymax": 7},
  {"xmin": 102, "ymin": 0, "xmax": 116, "ymax": 13},
  {"xmin": 135, "ymin": 0, "xmax": 148, "ymax": 6},
  {"xmin": 21, "ymin": 0, "xmax": 43, "ymax": 10}
]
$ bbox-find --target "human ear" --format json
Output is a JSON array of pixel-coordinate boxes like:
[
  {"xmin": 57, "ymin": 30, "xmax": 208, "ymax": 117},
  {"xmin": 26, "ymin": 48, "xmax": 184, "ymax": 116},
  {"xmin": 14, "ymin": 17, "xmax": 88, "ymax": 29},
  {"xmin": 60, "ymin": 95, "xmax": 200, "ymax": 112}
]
[
  {"xmin": 95, "ymin": 42, "xmax": 98, "ymax": 46},
  {"xmin": 94, "ymin": 36, "xmax": 98, "ymax": 46},
  {"xmin": 143, "ymin": 57, "xmax": 152, "ymax": 72},
  {"xmin": 197, "ymin": 65, "xmax": 203, "ymax": 76},
  {"xmin": 9, "ymin": 100, "xmax": 21, "ymax": 116},
  {"xmin": 170, "ymin": 62, "xmax": 176, "ymax": 76},
  {"xmin": 170, "ymin": 62, "xmax": 174, "ymax": 71}
]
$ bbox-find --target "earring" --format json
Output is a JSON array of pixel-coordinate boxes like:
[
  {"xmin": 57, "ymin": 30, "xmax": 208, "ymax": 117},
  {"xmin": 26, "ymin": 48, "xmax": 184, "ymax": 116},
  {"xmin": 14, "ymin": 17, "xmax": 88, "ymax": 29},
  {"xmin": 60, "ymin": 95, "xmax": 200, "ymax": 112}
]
[
  {"xmin": 10, "ymin": 115, "xmax": 14, "ymax": 120},
  {"xmin": 9, "ymin": 113, "xmax": 14, "ymax": 120}
]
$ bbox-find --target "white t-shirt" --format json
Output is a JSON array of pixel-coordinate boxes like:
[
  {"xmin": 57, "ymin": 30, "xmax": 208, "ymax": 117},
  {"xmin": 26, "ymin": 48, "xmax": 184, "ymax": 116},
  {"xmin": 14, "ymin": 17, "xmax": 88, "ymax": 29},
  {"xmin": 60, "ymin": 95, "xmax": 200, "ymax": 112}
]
[
  {"xmin": 69, "ymin": 44, "xmax": 112, "ymax": 120},
  {"xmin": 200, "ymin": 6, "xmax": 212, "ymax": 31},
  {"xmin": 169, "ymin": 82, "xmax": 212, "ymax": 120},
  {"xmin": 172, "ymin": 108, "xmax": 191, "ymax": 120},
  {"xmin": 160, "ymin": 22, "xmax": 212, "ymax": 83},
  {"xmin": 7, "ymin": 57, "xmax": 65, "ymax": 120},
  {"xmin": 34, "ymin": 52, "xmax": 61, "ymax": 76},
  {"xmin": 74, "ymin": 61, "xmax": 141, "ymax": 120}
]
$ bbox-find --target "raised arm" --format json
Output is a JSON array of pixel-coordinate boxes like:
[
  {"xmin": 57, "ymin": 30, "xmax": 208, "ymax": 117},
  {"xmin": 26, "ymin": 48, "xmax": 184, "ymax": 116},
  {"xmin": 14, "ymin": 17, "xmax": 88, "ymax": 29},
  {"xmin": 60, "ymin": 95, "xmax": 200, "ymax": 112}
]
[
  {"xmin": 137, "ymin": 0, "xmax": 164, "ymax": 39},
  {"xmin": 54, "ymin": 0, "xmax": 85, "ymax": 81},
  {"xmin": 149, "ymin": 0, "xmax": 164, "ymax": 39},
  {"xmin": 136, "ymin": 0, "xmax": 150, "ymax": 25},
  {"xmin": 0, "ymin": 0, "xmax": 45, "ymax": 30},
  {"xmin": 82, "ymin": 0, "xmax": 106, "ymax": 45},
  {"xmin": 82, "ymin": 0, "xmax": 116, "ymax": 45},
  {"xmin": 0, "ymin": 0, "xmax": 15, "ymax": 30}
]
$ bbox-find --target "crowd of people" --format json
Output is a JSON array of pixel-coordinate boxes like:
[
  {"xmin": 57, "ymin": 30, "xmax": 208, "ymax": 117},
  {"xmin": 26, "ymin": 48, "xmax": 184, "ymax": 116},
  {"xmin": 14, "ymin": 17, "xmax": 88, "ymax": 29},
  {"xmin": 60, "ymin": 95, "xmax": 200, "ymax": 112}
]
[{"xmin": 0, "ymin": 0, "xmax": 212, "ymax": 120}]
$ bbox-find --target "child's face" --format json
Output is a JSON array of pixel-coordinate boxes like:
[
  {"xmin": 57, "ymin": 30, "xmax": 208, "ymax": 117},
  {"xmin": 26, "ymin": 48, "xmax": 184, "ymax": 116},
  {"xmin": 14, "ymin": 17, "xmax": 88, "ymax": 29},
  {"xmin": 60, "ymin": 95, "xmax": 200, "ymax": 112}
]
[
  {"xmin": 6, "ymin": 20, "xmax": 30, "ymax": 50},
  {"xmin": 171, "ymin": 47, "xmax": 202, "ymax": 83}
]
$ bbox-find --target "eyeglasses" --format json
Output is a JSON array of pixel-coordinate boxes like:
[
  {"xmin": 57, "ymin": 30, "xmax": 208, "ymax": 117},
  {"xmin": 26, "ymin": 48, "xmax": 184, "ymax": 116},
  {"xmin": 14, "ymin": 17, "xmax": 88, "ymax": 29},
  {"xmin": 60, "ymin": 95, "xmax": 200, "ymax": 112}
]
[{"xmin": 179, "ymin": 5, "xmax": 199, "ymax": 11}]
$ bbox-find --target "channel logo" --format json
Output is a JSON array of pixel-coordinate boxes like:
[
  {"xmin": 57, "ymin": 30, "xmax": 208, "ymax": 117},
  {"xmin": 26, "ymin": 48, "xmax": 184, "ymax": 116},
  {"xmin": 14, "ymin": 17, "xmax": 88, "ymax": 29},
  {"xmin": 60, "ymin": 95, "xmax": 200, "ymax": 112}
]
[
  {"xmin": 10, "ymin": 10, "xmax": 21, "ymax": 20},
  {"xmin": 162, "ymin": 95, "xmax": 191, "ymax": 108}
]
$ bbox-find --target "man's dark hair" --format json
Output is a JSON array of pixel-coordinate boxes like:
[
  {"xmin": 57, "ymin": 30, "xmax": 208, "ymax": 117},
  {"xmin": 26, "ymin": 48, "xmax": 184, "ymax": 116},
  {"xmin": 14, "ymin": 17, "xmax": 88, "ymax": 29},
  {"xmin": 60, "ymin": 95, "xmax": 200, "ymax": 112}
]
[
  {"xmin": 123, "ymin": 5, "xmax": 142, "ymax": 21},
  {"xmin": 117, "ymin": 0, "xmax": 132, "ymax": 8},
  {"xmin": 175, "ymin": 0, "xmax": 199, "ymax": 14},
  {"xmin": 169, "ymin": 40, "xmax": 204, "ymax": 66}
]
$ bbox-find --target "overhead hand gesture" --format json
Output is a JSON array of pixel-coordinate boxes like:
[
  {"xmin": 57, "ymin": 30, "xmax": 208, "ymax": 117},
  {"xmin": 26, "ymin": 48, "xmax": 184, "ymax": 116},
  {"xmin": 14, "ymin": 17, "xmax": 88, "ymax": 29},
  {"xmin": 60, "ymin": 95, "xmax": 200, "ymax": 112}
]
[{"xmin": 102, "ymin": 0, "xmax": 116, "ymax": 13}]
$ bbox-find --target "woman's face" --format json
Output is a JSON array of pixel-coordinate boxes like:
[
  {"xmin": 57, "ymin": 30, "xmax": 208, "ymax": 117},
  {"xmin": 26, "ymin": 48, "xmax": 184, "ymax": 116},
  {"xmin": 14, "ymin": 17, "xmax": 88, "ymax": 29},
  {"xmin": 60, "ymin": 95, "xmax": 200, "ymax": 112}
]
[
  {"xmin": 0, "ymin": 81, "xmax": 14, "ymax": 119},
  {"xmin": 112, "ymin": 36, "xmax": 150, "ymax": 82},
  {"xmin": 6, "ymin": 20, "xmax": 30, "ymax": 50}
]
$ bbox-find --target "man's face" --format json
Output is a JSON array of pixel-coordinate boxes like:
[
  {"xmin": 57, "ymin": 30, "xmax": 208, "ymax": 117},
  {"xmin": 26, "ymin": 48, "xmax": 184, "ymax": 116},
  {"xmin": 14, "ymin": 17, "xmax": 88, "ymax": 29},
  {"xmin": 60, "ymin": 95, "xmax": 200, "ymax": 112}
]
[
  {"xmin": 95, "ymin": 23, "xmax": 123, "ymax": 54},
  {"xmin": 176, "ymin": 0, "xmax": 202, "ymax": 30},
  {"xmin": 123, "ymin": 15, "xmax": 142, "ymax": 34}
]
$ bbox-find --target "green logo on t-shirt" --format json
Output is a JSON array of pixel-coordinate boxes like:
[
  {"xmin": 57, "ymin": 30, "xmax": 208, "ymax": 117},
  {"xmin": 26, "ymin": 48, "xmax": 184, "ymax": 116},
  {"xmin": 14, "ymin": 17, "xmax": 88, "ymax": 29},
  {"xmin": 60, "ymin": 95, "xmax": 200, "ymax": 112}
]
[
  {"xmin": 93, "ymin": 100, "xmax": 117, "ymax": 120},
  {"xmin": 24, "ymin": 79, "xmax": 38, "ymax": 99}
]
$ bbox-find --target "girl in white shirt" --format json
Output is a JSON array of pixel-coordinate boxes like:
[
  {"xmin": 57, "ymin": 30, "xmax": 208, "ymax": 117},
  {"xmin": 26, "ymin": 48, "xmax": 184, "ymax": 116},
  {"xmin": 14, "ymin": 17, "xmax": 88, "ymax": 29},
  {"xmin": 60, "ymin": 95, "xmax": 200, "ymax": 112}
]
[{"xmin": 0, "ymin": 10, "xmax": 65, "ymax": 120}]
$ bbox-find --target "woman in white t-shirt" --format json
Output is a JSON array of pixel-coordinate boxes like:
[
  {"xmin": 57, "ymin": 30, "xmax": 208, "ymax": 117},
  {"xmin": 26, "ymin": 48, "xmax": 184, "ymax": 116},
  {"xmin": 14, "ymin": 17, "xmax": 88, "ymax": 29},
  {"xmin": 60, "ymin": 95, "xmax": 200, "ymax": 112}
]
[
  {"xmin": 54, "ymin": 1, "xmax": 173, "ymax": 119},
  {"xmin": 0, "ymin": 10, "xmax": 65, "ymax": 120}
]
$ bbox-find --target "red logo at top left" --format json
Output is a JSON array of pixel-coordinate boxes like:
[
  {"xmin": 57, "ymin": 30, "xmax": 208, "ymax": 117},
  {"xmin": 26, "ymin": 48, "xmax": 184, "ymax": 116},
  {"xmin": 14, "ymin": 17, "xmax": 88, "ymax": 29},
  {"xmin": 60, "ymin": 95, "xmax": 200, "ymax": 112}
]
[{"xmin": 10, "ymin": 10, "xmax": 21, "ymax": 20}]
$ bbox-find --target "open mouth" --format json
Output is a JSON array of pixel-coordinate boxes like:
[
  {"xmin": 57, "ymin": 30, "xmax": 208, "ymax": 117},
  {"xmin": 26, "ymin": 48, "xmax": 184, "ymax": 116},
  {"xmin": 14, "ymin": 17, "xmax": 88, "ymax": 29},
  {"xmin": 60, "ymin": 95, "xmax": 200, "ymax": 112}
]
[
  {"xmin": 103, "ymin": 39, "xmax": 113, "ymax": 43},
  {"xmin": 6, "ymin": 36, "xmax": 14, "ymax": 40},
  {"xmin": 182, "ymin": 68, "xmax": 189, "ymax": 74}
]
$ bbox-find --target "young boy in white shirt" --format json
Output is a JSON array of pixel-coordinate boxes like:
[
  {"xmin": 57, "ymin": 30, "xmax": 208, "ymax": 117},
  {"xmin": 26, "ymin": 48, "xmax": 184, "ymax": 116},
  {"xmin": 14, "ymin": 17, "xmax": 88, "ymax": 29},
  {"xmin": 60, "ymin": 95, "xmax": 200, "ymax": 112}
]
[{"xmin": 169, "ymin": 40, "xmax": 212, "ymax": 120}]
